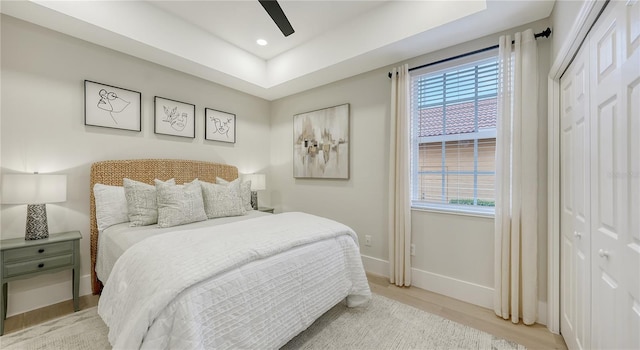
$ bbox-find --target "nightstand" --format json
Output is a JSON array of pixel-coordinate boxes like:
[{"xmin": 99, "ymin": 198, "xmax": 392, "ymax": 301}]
[
  {"xmin": 0, "ymin": 231, "xmax": 81, "ymax": 335},
  {"xmin": 258, "ymin": 206, "xmax": 274, "ymax": 213}
]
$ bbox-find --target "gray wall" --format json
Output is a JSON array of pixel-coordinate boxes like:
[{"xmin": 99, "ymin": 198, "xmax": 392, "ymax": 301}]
[
  {"xmin": 270, "ymin": 69, "xmax": 391, "ymax": 260},
  {"xmin": 270, "ymin": 17, "xmax": 551, "ymax": 318},
  {"xmin": 0, "ymin": 15, "xmax": 271, "ymax": 315},
  {"xmin": 550, "ymin": 0, "xmax": 588, "ymax": 60}
]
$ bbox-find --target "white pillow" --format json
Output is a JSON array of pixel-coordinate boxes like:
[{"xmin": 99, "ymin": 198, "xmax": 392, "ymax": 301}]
[
  {"xmin": 155, "ymin": 179, "xmax": 207, "ymax": 228},
  {"xmin": 216, "ymin": 177, "xmax": 253, "ymax": 211},
  {"xmin": 123, "ymin": 178, "xmax": 175, "ymax": 226},
  {"xmin": 201, "ymin": 179, "xmax": 246, "ymax": 218},
  {"xmin": 93, "ymin": 184, "xmax": 129, "ymax": 232}
]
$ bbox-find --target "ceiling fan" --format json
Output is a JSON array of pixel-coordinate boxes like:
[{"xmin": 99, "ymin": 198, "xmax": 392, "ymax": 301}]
[{"xmin": 258, "ymin": 0, "xmax": 295, "ymax": 37}]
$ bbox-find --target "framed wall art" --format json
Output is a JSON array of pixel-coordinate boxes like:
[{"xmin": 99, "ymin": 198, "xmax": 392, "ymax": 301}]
[
  {"xmin": 154, "ymin": 96, "xmax": 195, "ymax": 138},
  {"xmin": 84, "ymin": 80, "xmax": 141, "ymax": 131},
  {"xmin": 293, "ymin": 103, "xmax": 349, "ymax": 179},
  {"xmin": 205, "ymin": 108, "xmax": 236, "ymax": 143}
]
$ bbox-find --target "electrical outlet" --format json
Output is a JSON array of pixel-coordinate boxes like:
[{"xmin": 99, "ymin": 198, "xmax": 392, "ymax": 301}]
[
  {"xmin": 410, "ymin": 243, "xmax": 416, "ymax": 256},
  {"xmin": 365, "ymin": 235, "xmax": 372, "ymax": 246}
]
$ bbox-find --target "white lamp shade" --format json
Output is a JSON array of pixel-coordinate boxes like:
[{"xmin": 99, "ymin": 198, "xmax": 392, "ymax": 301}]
[
  {"xmin": 1, "ymin": 174, "xmax": 67, "ymax": 204},
  {"xmin": 242, "ymin": 173, "xmax": 266, "ymax": 191}
]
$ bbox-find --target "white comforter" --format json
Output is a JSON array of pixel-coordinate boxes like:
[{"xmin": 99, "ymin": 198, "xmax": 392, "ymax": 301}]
[
  {"xmin": 98, "ymin": 212, "xmax": 371, "ymax": 349},
  {"xmin": 96, "ymin": 211, "xmax": 271, "ymax": 283}
]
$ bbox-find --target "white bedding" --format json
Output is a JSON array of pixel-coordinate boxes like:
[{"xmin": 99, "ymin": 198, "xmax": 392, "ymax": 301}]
[
  {"xmin": 97, "ymin": 212, "xmax": 371, "ymax": 349},
  {"xmin": 95, "ymin": 210, "xmax": 270, "ymax": 283}
]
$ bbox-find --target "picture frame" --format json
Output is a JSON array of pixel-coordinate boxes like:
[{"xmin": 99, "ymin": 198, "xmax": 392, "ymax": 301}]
[
  {"xmin": 293, "ymin": 103, "xmax": 350, "ymax": 179},
  {"xmin": 154, "ymin": 96, "xmax": 196, "ymax": 138},
  {"xmin": 205, "ymin": 108, "xmax": 236, "ymax": 143},
  {"xmin": 84, "ymin": 80, "xmax": 141, "ymax": 131}
]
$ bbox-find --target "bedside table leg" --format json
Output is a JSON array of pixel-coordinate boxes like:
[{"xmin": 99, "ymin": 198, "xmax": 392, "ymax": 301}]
[
  {"xmin": 72, "ymin": 239, "xmax": 80, "ymax": 312},
  {"xmin": 1, "ymin": 282, "xmax": 6, "ymax": 335},
  {"xmin": 72, "ymin": 268, "xmax": 79, "ymax": 312}
]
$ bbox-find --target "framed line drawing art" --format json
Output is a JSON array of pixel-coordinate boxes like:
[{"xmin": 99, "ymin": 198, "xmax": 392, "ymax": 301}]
[
  {"xmin": 154, "ymin": 96, "xmax": 195, "ymax": 138},
  {"xmin": 293, "ymin": 103, "xmax": 349, "ymax": 179},
  {"xmin": 84, "ymin": 80, "xmax": 141, "ymax": 131},
  {"xmin": 205, "ymin": 108, "xmax": 236, "ymax": 143}
]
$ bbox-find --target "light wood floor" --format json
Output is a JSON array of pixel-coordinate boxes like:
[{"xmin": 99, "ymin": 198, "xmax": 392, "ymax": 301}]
[
  {"xmin": 368, "ymin": 273, "xmax": 567, "ymax": 349},
  {"xmin": 3, "ymin": 274, "xmax": 567, "ymax": 349},
  {"xmin": 3, "ymin": 293, "xmax": 99, "ymax": 335}
]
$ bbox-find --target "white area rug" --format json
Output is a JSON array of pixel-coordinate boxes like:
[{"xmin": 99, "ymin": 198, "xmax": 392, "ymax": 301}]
[
  {"xmin": 0, "ymin": 294, "xmax": 525, "ymax": 349},
  {"xmin": 0, "ymin": 307, "xmax": 109, "ymax": 349}
]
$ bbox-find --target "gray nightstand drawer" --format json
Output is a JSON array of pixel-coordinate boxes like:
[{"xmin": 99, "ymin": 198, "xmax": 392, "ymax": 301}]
[
  {"xmin": 1, "ymin": 230, "xmax": 82, "ymax": 335},
  {"xmin": 4, "ymin": 254, "xmax": 73, "ymax": 277},
  {"xmin": 3, "ymin": 241, "xmax": 73, "ymax": 263}
]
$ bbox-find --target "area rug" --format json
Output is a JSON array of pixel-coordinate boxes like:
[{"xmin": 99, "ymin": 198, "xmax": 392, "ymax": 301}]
[{"xmin": 0, "ymin": 294, "xmax": 525, "ymax": 349}]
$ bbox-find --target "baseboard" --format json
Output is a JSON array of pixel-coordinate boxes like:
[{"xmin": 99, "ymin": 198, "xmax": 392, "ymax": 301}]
[
  {"xmin": 361, "ymin": 254, "xmax": 493, "ymax": 309},
  {"xmin": 410, "ymin": 267, "xmax": 494, "ymax": 309},
  {"xmin": 361, "ymin": 254, "xmax": 389, "ymax": 277},
  {"xmin": 6, "ymin": 274, "xmax": 93, "ymax": 317},
  {"xmin": 361, "ymin": 254, "xmax": 548, "ymax": 325}
]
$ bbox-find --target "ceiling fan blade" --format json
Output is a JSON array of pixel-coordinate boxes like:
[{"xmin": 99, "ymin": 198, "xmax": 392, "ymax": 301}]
[{"xmin": 258, "ymin": 0, "xmax": 295, "ymax": 37}]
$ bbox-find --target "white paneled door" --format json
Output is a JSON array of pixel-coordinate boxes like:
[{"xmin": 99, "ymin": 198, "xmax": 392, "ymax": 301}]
[
  {"xmin": 621, "ymin": 1, "xmax": 640, "ymax": 348},
  {"xmin": 620, "ymin": 0, "xmax": 640, "ymax": 348},
  {"xmin": 590, "ymin": 1, "xmax": 640, "ymax": 349},
  {"xmin": 589, "ymin": 3, "xmax": 627, "ymax": 348},
  {"xmin": 560, "ymin": 40, "xmax": 591, "ymax": 350},
  {"xmin": 560, "ymin": 1, "xmax": 640, "ymax": 349}
]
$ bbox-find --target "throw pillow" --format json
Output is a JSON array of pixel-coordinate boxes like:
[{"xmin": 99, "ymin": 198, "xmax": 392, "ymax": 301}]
[
  {"xmin": 155, "ymin": 179, "xmax": 207, "ymax": 228},
  {"xmin": 216, "ymin": 177, "xmax": 253, "ymax": 211},
  {"xmin": 201, "ymin": 179, "xmax": 246, "ymax": 218},
  {"xmin": 93, "ymin": 183, "xmax": 129, "ymax": 231},
  {"xmin": 123, "ymin": 178, "xmax": 175, "ymax": 226}
]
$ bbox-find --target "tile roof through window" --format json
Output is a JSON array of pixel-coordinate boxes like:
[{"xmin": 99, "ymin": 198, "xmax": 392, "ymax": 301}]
[{"xmin": 417, "ymin": 97, "xmax": 497, "ymax": 137}]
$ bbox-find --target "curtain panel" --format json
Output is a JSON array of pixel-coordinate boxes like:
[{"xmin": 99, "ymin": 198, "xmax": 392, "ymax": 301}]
[
  {"xmin": 388, "ymin": 64, "xmax": 411, "ymax": 287},
  {"xmin": 494, "ymin": 29, "xmax": 538, "ymax": 325}
]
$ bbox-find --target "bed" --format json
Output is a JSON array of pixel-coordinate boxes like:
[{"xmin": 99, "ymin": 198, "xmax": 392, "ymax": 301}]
[{"xmin": 89, "ymin": 159, "xmax": 371, "ymax": 349}]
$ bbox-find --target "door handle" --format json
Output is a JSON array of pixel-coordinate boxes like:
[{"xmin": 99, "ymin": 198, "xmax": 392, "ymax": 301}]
[{"xmin": 598, "ymin": 249, "xmax": 609, "ymax": 258}]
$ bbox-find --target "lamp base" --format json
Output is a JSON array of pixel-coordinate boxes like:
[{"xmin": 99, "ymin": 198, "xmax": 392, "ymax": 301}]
[
  {"xmin": 250, "ymin": 191, "xmax": 259, "ymax": 210},
  {"xmin": 25, "ymin": 204, "xmax": 49, "ymax": 240}
]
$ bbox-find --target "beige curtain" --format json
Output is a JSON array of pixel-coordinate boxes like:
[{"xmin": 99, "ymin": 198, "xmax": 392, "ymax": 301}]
[
  {"xmin": 388, "ymin": 64, "xmax": 411, "ymax": 287},
  {"xmin": 494, "ymin": 29, "xmax": 538, "ymax": 325}
]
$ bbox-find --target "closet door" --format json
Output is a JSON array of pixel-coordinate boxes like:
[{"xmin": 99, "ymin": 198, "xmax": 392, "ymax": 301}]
[
  {"xmin": 589, "ymin": 1, "xmax": 639, "ymax": 348},
  {"xmin": 620, "ymin": 0, "xmax": 640, "ymax": 348},
  {"xmin": 560, "ymin": 40, "xmax": 591, "ymax": 350}
]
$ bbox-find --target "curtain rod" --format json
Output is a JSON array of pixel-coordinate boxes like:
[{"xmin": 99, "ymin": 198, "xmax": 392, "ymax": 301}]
[{"xmin": 388, "ymin": 27, "xmax": 551, "ymax": 78}]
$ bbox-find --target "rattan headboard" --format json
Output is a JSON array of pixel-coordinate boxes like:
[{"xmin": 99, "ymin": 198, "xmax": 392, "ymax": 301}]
[{"xmin": 89, "ymin": 159, "xmax": 238, "ymax": 294}]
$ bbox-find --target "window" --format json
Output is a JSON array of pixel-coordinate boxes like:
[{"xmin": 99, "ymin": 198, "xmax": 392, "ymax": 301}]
[{"xmin": 410, "ymin": 56, "xmax": 498, "ymax": 215}]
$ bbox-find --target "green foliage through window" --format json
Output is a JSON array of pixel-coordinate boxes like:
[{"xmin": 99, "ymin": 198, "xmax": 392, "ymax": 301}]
[{"xmin": 448, "ymin": 199, "xmax": 495, "ymax": 207}]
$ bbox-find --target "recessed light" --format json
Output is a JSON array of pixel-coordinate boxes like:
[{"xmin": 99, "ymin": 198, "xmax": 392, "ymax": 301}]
[{"xmin": 256, "ymin": 39, "xmax": 268, "ymax": 46}]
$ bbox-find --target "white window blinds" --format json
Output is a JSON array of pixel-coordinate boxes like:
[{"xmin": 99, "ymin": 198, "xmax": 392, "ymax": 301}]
[{"xmin": 410, "ymin": 57, "xmax": 498, "ymax": 214}]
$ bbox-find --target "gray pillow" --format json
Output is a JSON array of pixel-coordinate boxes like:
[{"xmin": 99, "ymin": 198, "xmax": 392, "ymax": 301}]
[
  {"xmin": 124, "ymin": 178, "xmax": 175, "ymax": 226},
  {"xmin": 216, "ymin": 177, "xmax": 253, "ymax": 211},
  {"xmin": 93, "ymin": 183, "xmax": 129, "ymax": 231},
  {"xmin": 155, "ymin": 179, "xmax": 207, "ymax": 228},
  {"xmin": 201, "ymin": 179, "xmax": 246, "ymax": 218}
]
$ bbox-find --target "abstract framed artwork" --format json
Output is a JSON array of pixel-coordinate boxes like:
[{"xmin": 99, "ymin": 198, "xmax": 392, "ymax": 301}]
[
  {"xmin": 154, "ymin": 96, "xmax": 196, "ymax": 138},
  {"xmin": 84, "ymin": 80, "xmax": 141, "ymax": 131},
  {"xmin": 205, "ymin": 108, "xmax": 236, "ymax": 143},
  {"xmin": 293, "ymin": 103, "xmax": 349, "ymax": 179}
]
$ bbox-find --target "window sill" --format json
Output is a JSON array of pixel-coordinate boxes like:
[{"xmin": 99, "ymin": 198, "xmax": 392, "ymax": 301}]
[{"xmin": 411, "ymin": 204, "xmax": 495, "ymax": 219}]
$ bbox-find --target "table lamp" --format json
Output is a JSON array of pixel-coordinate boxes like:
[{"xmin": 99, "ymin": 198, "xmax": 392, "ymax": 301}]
[
  {"xmin": 242, "ymin": 173, "xmax": 266, "ymax": 210},
  {"xmin": 1, "ymin": 173, "xmax": 67, "ymax": 240}
]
